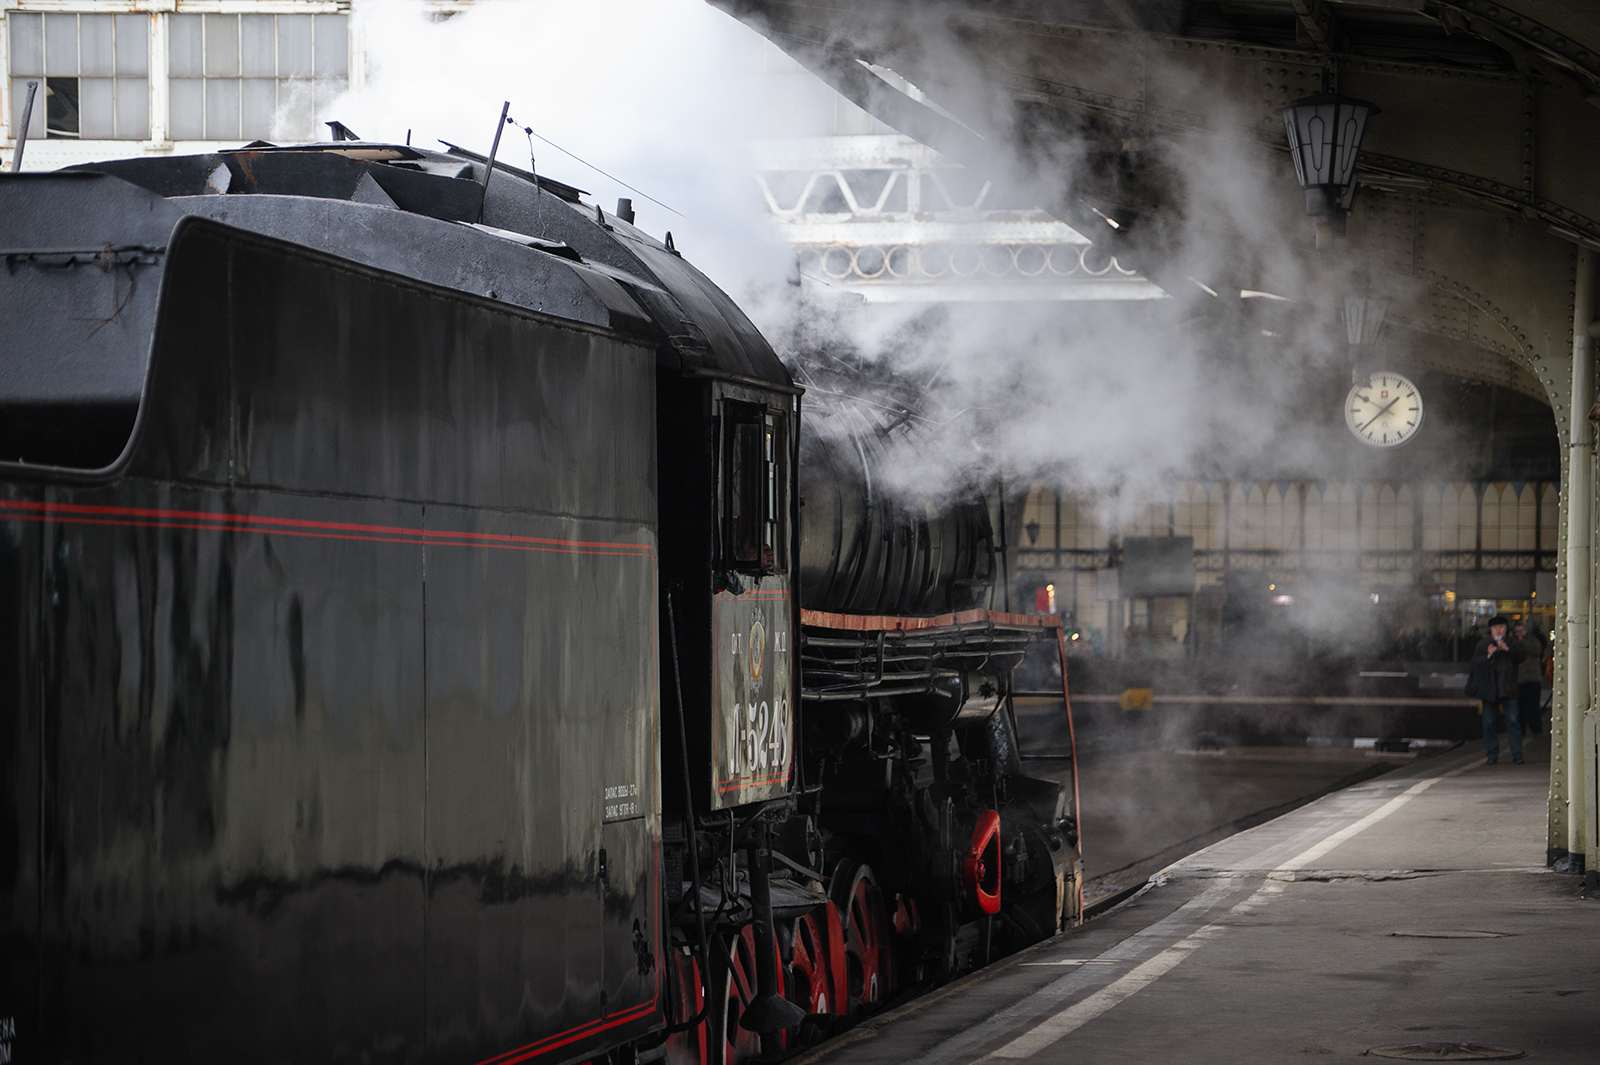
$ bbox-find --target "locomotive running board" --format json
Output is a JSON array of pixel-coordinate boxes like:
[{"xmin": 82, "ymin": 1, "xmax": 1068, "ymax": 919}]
[
  {"xmin": 799, "ymin": 608, "xmax": 1062, "ymax": 633},
  {"xmin": 799, "ymin": 608, "xmax": 1060, "ymax": 702}
]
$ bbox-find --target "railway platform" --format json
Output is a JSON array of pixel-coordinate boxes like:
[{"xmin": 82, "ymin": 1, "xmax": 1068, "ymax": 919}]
[{"xmin": 797, "ymin": 737, "xmax": 1600, "ymax": 1063}]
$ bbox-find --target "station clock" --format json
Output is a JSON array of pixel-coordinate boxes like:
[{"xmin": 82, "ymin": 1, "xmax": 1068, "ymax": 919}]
[{"xmin": 1345, "ymin": 372, "xmax": 1423, "ymax": 448}]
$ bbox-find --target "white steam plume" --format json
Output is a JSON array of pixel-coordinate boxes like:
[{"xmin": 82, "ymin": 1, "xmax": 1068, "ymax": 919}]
[
  {"xmin": 332, "ymin": 0, "xmax": 797, "ymax": 299},
  {"xmin": 334, "ymin": 0, "xmax": 1456, "ymax": 511}
]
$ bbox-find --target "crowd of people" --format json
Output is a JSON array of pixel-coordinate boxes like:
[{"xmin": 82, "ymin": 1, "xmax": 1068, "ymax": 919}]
[{"xmin": 1385, "ymin": 618, "xmax": 1554, "ymax": 665}]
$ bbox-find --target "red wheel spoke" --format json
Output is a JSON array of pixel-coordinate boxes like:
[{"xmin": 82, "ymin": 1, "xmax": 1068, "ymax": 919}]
[
  {"xmin": 789, "ymin": 913, "xmax": 829, "ymax": 1014},
  {"xmin": 829, "ymin": 861, "xmax": 893, "ymax": 1014},
  {"xmin": 665, "ymin": 944, "xmax": 708, "ymax": 1065}
]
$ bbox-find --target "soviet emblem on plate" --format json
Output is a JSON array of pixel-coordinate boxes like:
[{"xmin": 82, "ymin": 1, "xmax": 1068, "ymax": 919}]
[{"xmin": 748, "ymin": 615, "xmax": 766, "ymax": 689}]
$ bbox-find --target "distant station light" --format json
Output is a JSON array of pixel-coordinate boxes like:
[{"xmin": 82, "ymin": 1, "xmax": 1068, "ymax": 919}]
[{"xmin": 1280, "ymin": 95, "xmax": 1379, "ymax": 248}]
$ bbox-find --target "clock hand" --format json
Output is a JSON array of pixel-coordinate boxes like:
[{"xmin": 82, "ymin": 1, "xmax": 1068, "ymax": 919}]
[{"xmin": 1358, "ymin": 395, "xmax": 1403, "ymax": 432}]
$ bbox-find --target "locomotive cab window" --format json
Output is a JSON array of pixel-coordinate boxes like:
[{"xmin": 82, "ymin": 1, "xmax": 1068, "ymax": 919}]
[{"xmin": 724, "ymin": 402, "xmax": 787, "ymax": 574}]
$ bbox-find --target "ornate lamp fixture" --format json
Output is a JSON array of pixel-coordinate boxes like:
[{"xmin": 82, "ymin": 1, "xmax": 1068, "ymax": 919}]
[
  {"xmin": 1281, "ymin": 95, "xmax": 1380, "ymax": 248},
  {"xmin": 1343, "ymin": 295, "xmax": 1389, "ymax": 383}
]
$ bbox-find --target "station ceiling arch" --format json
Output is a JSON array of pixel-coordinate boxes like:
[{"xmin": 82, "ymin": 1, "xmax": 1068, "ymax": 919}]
[{"xmin": 712, "ymin": 0, "xmax": 1600, "ymax": 421}]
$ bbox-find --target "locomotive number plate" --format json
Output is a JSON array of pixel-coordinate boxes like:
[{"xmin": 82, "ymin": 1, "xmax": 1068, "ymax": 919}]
[{"xmin": 711, "ymin": 589, "xmax": 794, "ymax": 808}]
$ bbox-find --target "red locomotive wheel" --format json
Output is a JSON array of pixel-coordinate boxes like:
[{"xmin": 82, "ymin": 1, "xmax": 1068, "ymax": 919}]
[
  {"xmin": 822, "ymin": 899, "xmax": 848, "ymax": 1013},
  {"xmin": 664, "ymin": 944, "xmax": 708, "ymax": 1065},
  {"xmin": 710, "ymin": 926, "xmax": 788, "ymax": 1065},
  {"xmin": 828, "ymin": 861, "xmax": 892, "ymax": 1013},
  {"xmin": 787, "ymin": 912, "xmax": 832, "ymax": 1016}
]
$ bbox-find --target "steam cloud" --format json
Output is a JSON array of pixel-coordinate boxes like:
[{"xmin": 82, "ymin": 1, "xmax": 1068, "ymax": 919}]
[
  {"xmin": 330, "ymin": 0, "xmax": 795, "ymax": 297},
  {"xmin": 333, "ymin": 0, "xmax": 1461, "ymax": 513}
]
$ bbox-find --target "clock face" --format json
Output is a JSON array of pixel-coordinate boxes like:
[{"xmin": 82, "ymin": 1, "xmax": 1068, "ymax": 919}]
[{"xmin": 1346, "ymin": 372, "xmax": 1423, "ymax": 448}]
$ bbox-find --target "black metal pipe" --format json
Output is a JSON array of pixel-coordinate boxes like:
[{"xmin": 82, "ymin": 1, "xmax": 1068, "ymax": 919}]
[
  {"xmin": 477, "ymin": 101, "xmax": 510, "ymax": 223},
  {"xmin": 997, "ymin": 475, "xmax": 1011, "ymax": 612},
  {"xmin": 663, "ymin": 589, "xmax": 712, "ymax": 1035},
  {"xmin": 13, "ymin": 80, "xmax": 38, "ymax": 172},
  {"xmin": 737, "ymin": 836, "xmax": 807, "ymax": 1046},
  {"xmin": 802, "ymin": 685, "xmax": 941, "ymax": 701}
]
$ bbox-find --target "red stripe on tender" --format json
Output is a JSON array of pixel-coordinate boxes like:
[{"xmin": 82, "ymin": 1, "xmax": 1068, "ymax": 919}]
[
  {"xmin": 473, "ymin": 1002, "xmax": 658, "ymax": 1065},
  {"xmin": 0, "ymin": 500, "xmax": 653, "ymax": 557},
  {"xmin": 798, "ymin": 607, "xmax": 1061, "ymax": 632},
  {"xmin": 715, "ymin": 768, "xmax": 791, "ymax": 792}
]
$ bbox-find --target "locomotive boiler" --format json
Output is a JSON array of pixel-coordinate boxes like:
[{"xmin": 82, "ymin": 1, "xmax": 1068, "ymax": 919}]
[
  {"xmin": 0, "ymin": 138, "xmax": 1077, "ymax": 1065},
  {"xmin": 792, "ymin": 390, "xmax": 1081, "ymax": 990}
]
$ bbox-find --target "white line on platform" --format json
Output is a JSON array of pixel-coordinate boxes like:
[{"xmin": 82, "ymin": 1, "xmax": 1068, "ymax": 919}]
[
  {"xmin": 1270, "ymin": 760, "xmax": 1476, "ymax": 872},
  {"xmin": 978, "ymin": 757, "xmax": 1481, "ymax": 1061},
  {"xmin": 909, "ymin": 882, "xmax": 1242, "ymax": 1065},
  {"xmin": 986, "ymin": 926, "xmax": 1223, "ymax": 1058}
]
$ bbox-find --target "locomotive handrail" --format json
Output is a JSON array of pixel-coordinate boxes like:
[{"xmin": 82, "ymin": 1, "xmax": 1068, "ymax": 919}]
[
  {"xmin": 2, "ymin": 244, "xmax": 166, "ymax": 266},
  {"xmin": 801, "ymin": 668, "xmax": 942, "ymax": 683},
  {"xmin": 2, "ymin": 244, "xmax": 167, "ymax": 254},
  {"xmin": 802, "ymin": 684, "xmax": 945, "ymax": 701}
]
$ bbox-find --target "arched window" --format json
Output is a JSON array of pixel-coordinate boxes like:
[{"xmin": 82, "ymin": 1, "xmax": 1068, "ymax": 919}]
[{"xmin": 1538, "ymin": 483, "xmax": 1560, "ymax": 559}]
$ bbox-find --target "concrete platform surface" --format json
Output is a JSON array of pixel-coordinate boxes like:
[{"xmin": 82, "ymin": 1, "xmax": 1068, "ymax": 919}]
[
  {"xmin": 1025, "ymin": 745, "xmax": 1416, "ymax": 903},
  {"xmin": 806, "ymin": 738, "xmax": 1598, "ymax": 1064}
]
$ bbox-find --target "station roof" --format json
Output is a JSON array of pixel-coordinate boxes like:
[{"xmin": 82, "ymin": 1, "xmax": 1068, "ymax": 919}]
[{"xmin": 715, "ymin": 1, "xmax": 1600, "ymax": 411}]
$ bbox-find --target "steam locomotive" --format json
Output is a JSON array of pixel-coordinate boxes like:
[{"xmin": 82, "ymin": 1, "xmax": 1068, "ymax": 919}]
[{"xmin": 0, "ymin": 138, "xmax": 1079, "ymax": 1065}]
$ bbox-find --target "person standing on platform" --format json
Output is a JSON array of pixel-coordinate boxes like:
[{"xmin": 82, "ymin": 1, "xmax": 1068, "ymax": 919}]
[
  {"xmin": 1474, "ymin": 615, "xmax": 1526, "ymax": 764},
  {"xmin": 1512, "ymin": 620, "xmax": 1546, "ymax": 736}
]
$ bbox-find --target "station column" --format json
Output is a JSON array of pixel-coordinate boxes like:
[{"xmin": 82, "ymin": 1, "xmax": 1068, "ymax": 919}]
[{"xmin": 1565, "ymin": 248, "xmax": 1597, "ymax": 869}]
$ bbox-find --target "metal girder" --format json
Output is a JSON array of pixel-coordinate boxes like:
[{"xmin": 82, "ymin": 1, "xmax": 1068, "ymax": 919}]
[
  {"xmin": 1291, "ymin": 0, "xmax": 1344, "ymax": 52},
  {"xmin": 710, "ymin": 2, "xmax": 1599, "ymax": 370},
  {"xmin": 1437, "ymin": 1, "xmax": 1600, "ymax": 87},
  {"xmin": 714, "ymin": 3, "xmax": 1600, "ymax": 229},
  {"xmin": 751, "ymin": 134, "xmax": 1166, "ymax": 302},
  {"xmin": 1102, "ymin": 0, "xmax": 1173, "ymax": 35}
]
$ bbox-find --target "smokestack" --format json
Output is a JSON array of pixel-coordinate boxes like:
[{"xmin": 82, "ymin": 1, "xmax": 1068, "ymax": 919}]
[{"xmin": 616, "ymin": 197, "xmax": 636, "ymax": 224}]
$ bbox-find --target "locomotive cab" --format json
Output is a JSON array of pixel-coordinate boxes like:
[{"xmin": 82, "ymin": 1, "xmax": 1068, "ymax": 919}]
[
  {"xmin": 640, "ymin": 252, "xmax": 809, "ymax": 1065},
  {"xmin": 709, "ymin": 392, "xmax": 799, "ymax": 806}
]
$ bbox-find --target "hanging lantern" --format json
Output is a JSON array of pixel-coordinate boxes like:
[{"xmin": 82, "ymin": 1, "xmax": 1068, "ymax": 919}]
[
  {"xmin": 1343, "ymin": 295, "xmax": 1390, "ymax": 383},
  {"xmin": 1344, "ymin": 295, "xmax": 1389, "ymax": 348},
  {"xmin": 1281, "ymin": 95, "xmax": 1380, "ymax": 246}
]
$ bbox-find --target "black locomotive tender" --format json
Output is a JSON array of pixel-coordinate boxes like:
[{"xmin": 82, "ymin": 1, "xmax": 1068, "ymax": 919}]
[{"xmin": 0, "ymin": 139, "xmax": 1081, "ymax": 1065}]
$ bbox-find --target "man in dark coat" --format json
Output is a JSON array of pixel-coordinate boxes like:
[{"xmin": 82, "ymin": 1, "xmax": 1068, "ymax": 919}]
[{"xmin": 1474, "ymin": 615, "xmax": 1527, "ymax": 764}]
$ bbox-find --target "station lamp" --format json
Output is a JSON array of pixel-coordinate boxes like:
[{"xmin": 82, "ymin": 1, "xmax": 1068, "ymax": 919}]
[
  {"xmin": 1281, "ymin": 95, "xmax": 1380, "ymax": 248},
  {"xmin": 1343, "ymin": 294, "xmax": 1389, "ymax": 382}
]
